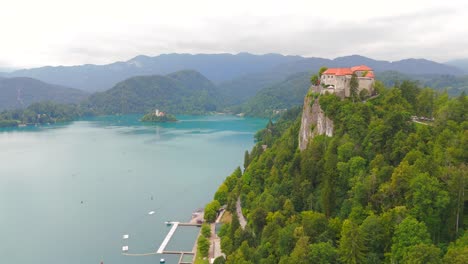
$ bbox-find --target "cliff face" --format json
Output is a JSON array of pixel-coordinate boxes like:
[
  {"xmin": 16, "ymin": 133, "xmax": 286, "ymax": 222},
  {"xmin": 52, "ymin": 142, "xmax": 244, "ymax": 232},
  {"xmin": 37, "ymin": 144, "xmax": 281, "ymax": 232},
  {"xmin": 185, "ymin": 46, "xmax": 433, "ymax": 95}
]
[{"xmin": 298, "ymin": 92, "xmax": 334, "ymax": 151}]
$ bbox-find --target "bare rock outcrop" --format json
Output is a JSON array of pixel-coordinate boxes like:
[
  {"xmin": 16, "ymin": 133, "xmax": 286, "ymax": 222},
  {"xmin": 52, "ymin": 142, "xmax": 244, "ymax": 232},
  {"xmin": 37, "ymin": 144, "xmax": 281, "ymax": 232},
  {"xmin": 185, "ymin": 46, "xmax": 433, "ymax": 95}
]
[{"xmin": 298, "ymin": 91, "xmax": 334, "ymax": 151}]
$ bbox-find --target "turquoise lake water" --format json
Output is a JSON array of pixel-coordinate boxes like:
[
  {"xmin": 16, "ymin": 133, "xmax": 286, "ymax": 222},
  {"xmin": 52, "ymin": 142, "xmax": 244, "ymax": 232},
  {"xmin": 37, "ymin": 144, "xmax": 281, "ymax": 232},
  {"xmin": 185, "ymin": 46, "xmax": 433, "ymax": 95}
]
[{"xmin": 0, "ymin": 115, "xmax": 267, "ymax": 264}]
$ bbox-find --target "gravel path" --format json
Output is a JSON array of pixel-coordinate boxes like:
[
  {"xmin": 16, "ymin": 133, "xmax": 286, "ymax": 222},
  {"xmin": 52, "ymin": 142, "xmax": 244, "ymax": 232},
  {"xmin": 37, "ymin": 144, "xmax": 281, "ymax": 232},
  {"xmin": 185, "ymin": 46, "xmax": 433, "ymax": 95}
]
[{"xmin": 236, "ymin": 198, "xmax": 247, "ymax": 229}]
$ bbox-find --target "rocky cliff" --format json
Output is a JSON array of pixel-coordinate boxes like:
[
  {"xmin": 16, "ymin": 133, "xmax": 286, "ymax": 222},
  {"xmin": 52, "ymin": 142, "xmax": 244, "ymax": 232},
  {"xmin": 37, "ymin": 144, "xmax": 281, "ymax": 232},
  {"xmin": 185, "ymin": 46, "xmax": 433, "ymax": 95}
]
[{"xmin": 298, "ymin": 90, "xmax": 334, "ymax": 151}]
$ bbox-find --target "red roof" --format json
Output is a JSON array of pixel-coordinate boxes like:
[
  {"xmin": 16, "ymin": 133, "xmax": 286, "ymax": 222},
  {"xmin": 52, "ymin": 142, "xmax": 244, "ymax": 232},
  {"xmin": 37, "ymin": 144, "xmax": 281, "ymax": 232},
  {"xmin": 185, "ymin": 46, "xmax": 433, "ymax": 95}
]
[
  {"xmin": 351, "ymin": 65, "xmax": 373, "ymax": 72},
  {"xmin": 322, "ymin": 65, "xmax": 373, "ymax": 76},
  {"xmin": 335, "ymin": 68, "xmax": 353, "ymax": 76},
  {"xmin": 323, "ymin": 68, "xmax": 339, "ymax": 75},
  {"xmin": 323, "ymin": 67, "xmax": 353, "ymax": 76},
  {"xmin": 365, "ymin": 71, "xmax": 375, "ymax": 78}
]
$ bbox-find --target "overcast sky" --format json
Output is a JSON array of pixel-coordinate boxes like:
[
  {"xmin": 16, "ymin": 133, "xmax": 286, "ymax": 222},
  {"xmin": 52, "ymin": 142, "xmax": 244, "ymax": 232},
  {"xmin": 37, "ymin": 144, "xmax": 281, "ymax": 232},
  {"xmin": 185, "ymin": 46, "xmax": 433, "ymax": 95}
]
[{"xmin": 1, "ymin": 0, "xmax": 467, "ymax": 69}]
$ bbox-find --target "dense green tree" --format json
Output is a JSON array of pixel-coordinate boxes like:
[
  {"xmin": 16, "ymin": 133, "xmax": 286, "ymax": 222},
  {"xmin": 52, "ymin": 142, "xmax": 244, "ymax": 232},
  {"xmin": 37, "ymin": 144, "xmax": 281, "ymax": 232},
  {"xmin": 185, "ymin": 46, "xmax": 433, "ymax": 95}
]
[
  {"xmin": 339, "ymin": 219, "xmax": 366, "ymax": 264},
  {"xmin": 301, "ymin": 211, "xmax": 328, "ymax": 242},
  {"xmin": 402, "ymin": 243, "xmax": 442, "ymax": 264},
  {"xmin": 308, "ymin": 242, "xmax": 339, "ymax": 264},
  {"xmin": 406, "ymin": 173, "xmax": 449, "ymax": 240},
  {"xmin": 250, "ymin": 207, "xmax": 267, "ymax": 235},
  {"xmin": 360, "ymin": 214, "xmax": 386, "ymax": 261},
  {"xmin": 391, "ymin": 217, "xmax": 431, "ymax": 263},
  {"xmin": 214, "ymin": 183, "xmax": 229, "ymax": 205},
  {"xmin": 398, "ymin": 80, "xmax": 421, "ymax": 112},
  {"xmin": 201, "ymin": 223, "xmax": 211, "ymax": 238},
  {"xmin": 311, "ymin": 74, "xmax": 319, "ymax": 85},
  {"xmin": 213, "ymin": 256, "xmax": 226, "ymax": 264},
  {"xmin": 197, "ymin": 235, "xmax": 210, "ymax": 257},
  {"xmin": 244, "ymin": 151, "xmax": 250, "ymax": 170},
  {"xmin": 443, "ymin": 232, "xmax": 468, "ymax": 264},
  {"xmin": 205, "ymin": 200, "xmax": 221, "ymax": 223},
  {"xmin": 286, "ymin": 236, "xmax": 310, "ymax": 264}
]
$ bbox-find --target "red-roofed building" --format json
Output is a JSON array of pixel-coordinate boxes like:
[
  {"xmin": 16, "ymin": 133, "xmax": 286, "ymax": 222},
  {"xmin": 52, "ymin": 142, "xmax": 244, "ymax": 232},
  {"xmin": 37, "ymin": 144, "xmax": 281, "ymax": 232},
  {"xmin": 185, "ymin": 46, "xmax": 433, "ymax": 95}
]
[{"xmin": 320, "ymin": 65, "xmax": 375, "ymax": 98}]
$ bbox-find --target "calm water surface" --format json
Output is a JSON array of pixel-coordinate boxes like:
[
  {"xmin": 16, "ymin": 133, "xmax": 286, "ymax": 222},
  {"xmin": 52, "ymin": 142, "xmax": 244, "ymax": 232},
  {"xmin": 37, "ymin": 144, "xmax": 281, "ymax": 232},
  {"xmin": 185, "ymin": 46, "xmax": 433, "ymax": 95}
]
[{"xmin": 0, "ymin": 115, "xmax": 267, "ymax": 264}]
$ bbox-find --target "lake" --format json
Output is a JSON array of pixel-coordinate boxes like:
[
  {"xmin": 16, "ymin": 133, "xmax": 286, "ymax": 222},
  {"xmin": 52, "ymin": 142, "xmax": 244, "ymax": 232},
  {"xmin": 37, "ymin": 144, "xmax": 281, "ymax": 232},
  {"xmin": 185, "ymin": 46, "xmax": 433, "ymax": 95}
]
[{"xmin": 0, "ymin": 115, "xmax": 267, "ymax": 264}]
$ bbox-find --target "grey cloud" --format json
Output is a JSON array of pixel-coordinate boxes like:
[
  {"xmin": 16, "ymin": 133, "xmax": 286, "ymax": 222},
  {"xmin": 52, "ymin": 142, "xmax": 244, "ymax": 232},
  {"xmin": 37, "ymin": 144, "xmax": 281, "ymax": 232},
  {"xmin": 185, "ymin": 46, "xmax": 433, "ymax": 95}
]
[{"xmin": 48, "ymin": 7, "xmax": 467, "ymax": 66}]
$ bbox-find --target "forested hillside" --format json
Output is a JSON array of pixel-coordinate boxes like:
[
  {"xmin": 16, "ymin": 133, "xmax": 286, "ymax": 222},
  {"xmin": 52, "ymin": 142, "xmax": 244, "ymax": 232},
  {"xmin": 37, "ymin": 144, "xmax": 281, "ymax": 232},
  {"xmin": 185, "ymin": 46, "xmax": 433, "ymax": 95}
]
[
  {"xmin": 0, "ymin": 77, "xmax": 87, "ymax": 110},
  {"xmin": 235, "ymin": 72, "xmax": 311, "ymax": 117},
  {"xmin": 84, "ymin": 70, "xmax": 222, "ymax": 115},
  {"xmin": 377, "ymin": 71, "xmax": 468, "ymax": 96},
  {"xmin": 208, "ymin": 82, "xmax": 467, "ymax": 263},
  {"xmin": 0, "ymin": 101, "xmax": 91, "ymax": 127}
]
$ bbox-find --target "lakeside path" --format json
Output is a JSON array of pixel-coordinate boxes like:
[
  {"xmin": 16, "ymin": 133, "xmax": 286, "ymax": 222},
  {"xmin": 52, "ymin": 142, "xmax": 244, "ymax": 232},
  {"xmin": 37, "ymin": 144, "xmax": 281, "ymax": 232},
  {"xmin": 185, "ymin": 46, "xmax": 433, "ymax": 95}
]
[{"xmin": 236, "ymin": 198, "xmax": 247, "ymax": 229}]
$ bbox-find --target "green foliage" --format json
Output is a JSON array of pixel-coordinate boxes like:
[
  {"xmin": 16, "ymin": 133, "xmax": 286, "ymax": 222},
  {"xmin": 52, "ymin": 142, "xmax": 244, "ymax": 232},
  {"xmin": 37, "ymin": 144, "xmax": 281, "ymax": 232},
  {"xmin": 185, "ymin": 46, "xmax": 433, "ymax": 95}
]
[
  {"xmin": 214, "ymin": 183, "xmax": 229, "ymax": 205},
  {"xmin": 310, "ymin": 74, "xmax": 319, "ymax": 85},
  {"xmin": 391, "ymin": 217, "xmax": 431, "ymax": 263},
  {"xmin": 239, "ymin": 72, "xmax": 311, "ymax": 117},
  {"xmin": 402, "ymin": 243, "xmax": 442, "ymax": 264},
  {"xmin": 406, "ymin": 173, "xmax": 449, "ymax": 239},
  {"xmin": 318, "ymin": 67, "xmax": 328, "ymax": 77},
  {"xmin": 339, "ymin": 219, "xmax": 366, "ymax": 264},
  {"xmin": 197, "ymin": 235, "xmax": 210, "ymax": 257},
  {"xmin": 85, "ymin": 70, "xmax": 222, "ymax": 115},
  {"xmin": 201, "ymin": 223, "xmax": 211, "ymax": 238},
  {"xmin": 215, "ymin": 84, "xmax": 467, "ymax": 263},
  {"xmin": 213, "ymin": 256, "xmax": 226, "ymax": 264},
  {"xmin": 308, "ymin": 242, "xmax": 338, "ymax": 264},
  {"xmin": 376, "ymin": 71, "xmax": 468, "ymax": 96},
  {"xmin": 443, "ymin": 232, "xmax": 468, "ymax": 263},
  {"xmin": 205, "ymin": 200, "xmax": 221, "ymax": 223},
  {"xmin": 243, "ymin": 151, "xmax": 250, "ymax": 170},
  {"xmin": 0, "ymin": 101, "xmax": 92, "ymax": 127}
]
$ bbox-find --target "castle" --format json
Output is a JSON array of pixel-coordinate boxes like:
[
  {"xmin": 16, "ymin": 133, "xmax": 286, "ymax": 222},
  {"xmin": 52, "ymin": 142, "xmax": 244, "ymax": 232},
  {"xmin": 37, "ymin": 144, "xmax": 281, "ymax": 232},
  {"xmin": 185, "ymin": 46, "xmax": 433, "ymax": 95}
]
[{"xmin": 319, "ymin": 65, "xmax": 375, "ymax": 98}]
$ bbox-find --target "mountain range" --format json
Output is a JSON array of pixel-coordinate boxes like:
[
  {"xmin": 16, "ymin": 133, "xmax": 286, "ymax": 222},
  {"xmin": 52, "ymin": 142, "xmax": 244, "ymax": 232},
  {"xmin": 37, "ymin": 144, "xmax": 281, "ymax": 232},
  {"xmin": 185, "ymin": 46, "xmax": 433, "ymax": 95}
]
[
  {"xmin": 0, "ymin": 53, "xmax": 466, "ymax": 115},
  {"xmin": 1, "ymin": 53, "xmax": 463, "ymax": 93}
]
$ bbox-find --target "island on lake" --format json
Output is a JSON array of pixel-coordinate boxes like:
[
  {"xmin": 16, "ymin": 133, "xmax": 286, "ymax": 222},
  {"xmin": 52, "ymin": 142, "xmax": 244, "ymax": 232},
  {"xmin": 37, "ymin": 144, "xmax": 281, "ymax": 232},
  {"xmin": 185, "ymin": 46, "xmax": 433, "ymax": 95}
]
[{"xmin": 141, "ymin": 109, "xmax": 177, "ymax": 122}]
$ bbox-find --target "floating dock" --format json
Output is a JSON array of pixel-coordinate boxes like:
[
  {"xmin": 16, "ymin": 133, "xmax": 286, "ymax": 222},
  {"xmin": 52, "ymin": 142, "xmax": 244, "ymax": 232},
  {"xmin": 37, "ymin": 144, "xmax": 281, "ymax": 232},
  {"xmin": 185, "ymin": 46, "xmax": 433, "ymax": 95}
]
[
  {"xmin": 123, "ymin": 220, "xmax": 200, "ymax": 263},
  {"xmin": 157, "ymin": 222, "xmax": 180, "ymax": 254}
]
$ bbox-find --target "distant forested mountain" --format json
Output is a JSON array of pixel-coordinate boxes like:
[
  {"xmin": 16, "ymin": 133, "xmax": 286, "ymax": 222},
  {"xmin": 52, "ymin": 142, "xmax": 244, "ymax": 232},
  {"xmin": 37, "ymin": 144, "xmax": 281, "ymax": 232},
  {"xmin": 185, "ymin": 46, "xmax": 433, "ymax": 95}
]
[
  {"xmin": 0, "ymin": 77, "xmax": 87, "ymax": 110},
  {"xmin": 235, "ymin": 72, "xmax": 311, "ymax": 117},
  {"xmin": 4, "ymin": 53, "xmax": 302, "ymax": 92},
  {"xmin": 377, "ymin": 71, "xmax": 468, "ymax": 96},
  {"xmin": 446, "ymin": 59, "xmax": 468, "ymax": 73},
  {"xmin": 84, "ymin": 70, "xmax": 222, "ymax": 114},
  {"xmin": 4, "ymin": 53, "xmax": 463, "ymax": 93}
]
